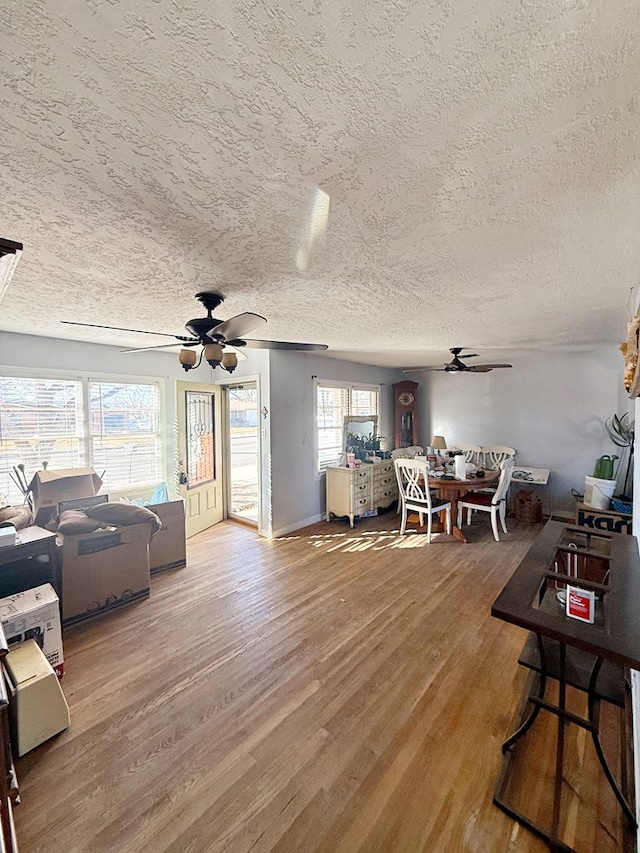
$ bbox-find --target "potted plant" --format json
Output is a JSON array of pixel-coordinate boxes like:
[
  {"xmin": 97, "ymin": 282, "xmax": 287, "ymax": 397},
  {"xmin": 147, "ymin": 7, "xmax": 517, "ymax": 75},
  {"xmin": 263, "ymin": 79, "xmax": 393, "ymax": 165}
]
[{"xmin": 605, "ymin": 412, "xmax": 634, "ymax": 500}]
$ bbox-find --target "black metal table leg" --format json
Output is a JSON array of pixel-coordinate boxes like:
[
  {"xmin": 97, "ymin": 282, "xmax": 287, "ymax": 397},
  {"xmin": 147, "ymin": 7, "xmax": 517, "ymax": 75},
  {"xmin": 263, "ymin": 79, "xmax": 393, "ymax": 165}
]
[
  {"xmin": 587, "ymin": 656, "xmax": 636, "ymax": 828},
  {"xmin": 502, "ymin": 633, "xmax": 547, "ymax": 754}
]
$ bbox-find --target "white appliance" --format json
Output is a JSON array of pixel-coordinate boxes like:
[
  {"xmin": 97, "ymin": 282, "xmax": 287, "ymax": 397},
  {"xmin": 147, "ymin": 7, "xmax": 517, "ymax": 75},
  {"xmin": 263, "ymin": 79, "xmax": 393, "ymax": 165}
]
[{"xmin": 3, "ymin": 640, "xmax": 70, "ymax": 755}]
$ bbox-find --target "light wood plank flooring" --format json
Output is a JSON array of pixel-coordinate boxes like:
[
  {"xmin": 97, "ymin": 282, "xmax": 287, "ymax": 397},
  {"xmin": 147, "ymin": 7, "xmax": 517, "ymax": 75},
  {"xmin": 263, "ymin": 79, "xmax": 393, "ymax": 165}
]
[{"xmin": 13, "ymin": 513, "xmax": 632, "ymax": 852}]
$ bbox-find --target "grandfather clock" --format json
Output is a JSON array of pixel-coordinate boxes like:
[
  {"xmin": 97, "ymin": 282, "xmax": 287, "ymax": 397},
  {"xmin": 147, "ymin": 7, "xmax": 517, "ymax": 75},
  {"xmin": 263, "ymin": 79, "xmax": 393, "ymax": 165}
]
[{"xmin": 393, "ymin": 380, "xmax": 419, "ymax": 448}]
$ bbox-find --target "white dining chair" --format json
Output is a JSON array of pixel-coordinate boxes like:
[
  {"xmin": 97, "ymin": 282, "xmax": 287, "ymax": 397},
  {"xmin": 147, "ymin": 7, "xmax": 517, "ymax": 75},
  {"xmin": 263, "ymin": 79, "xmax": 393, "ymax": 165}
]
[
  {"xmin": 392, "ymin": 447, "xmax": 435, "ymax": 512},
  {"xmin": 450, "ymin": 444, "xmax": 483, "ymax": 466},
  {"xmin": 456, "ymin": 458, "xmax": 515, "ymax": 541},
  {"xmin": 394, "ymin": 457, "xmax": 451, "ymax": 542},
  {"xmin": 481, "ymin": 445, "xmax": 516, "ymax": 470},
  {"xmin": 391, "ymin": 446, "xmax": 425, "ymax": 459}
]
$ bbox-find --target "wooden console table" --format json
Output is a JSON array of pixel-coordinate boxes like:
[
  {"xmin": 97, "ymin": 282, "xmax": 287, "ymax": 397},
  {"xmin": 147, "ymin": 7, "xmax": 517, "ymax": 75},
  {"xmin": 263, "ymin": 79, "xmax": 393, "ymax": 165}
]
[
  {"xmin": 491, "ymin": 520, "xmax": 640, "ymax": 852},
  {"xmin": 0, "ymin": 527, "xmax": 62, "ymax": 600}
]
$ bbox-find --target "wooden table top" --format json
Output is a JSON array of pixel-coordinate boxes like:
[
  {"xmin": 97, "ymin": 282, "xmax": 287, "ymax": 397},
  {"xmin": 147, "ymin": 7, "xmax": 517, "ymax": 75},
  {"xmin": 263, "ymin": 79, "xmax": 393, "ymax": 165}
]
[
  {"xmin": 430, "ymin": 470, "xmax": 500, "ymax": 492},
  {"xmin": 491, "ymin": 519, "xmax": 640, "ymax": 670}
]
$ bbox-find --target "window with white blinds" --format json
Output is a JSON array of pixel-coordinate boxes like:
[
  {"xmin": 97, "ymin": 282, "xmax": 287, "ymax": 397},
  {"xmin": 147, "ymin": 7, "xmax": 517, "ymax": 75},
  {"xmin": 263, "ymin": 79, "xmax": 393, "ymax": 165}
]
[
  {"xmin": 316, "ymin": 381, "xmax": 379, "ymax": 474},
  {"xmin": 0, "ymin": 374, "xmax": 163, "ymax": 505},
  {"xmin": 89, "ymin": 381, "xmax": 162, "ymax": 492}
]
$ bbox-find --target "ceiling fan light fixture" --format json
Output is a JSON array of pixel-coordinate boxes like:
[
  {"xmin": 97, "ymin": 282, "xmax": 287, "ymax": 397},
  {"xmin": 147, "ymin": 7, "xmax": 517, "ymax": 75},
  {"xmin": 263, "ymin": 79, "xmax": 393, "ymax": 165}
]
[
  {"xmin": 0, "ymin": 237, "xmax": 23, "ymax": 304},
  {"xmin": 221, "ymin": 351, "xmax": 238, "ymax": 373},
  {"xmin": 204, "ymin": 343, "xmax": 223, "ymax": 367},
  {"xmin": 179, "ymin": 349, "xmax": 198, "ymax": 371}
]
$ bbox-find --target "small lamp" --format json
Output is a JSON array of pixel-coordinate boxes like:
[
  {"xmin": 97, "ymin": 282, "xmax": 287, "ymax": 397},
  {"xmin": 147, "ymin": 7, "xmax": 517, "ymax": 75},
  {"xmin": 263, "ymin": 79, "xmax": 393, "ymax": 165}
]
[{"xmin": 430, "ymin": 435, "xmax": 447, "ymax": 466}]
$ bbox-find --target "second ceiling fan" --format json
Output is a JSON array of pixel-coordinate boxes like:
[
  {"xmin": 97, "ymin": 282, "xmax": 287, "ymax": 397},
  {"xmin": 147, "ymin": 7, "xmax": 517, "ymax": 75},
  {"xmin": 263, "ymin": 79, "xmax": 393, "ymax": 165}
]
[{"xmin": 404, "ymin": 347, "xmax": 512, "ymax": 374}]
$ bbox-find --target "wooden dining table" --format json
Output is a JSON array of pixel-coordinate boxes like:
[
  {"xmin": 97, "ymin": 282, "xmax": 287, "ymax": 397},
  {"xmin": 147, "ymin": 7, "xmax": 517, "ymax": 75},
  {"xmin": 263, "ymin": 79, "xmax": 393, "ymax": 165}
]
[{"xmin": 430, "ymin": 470, "xmax": 500, "ymax": 542}]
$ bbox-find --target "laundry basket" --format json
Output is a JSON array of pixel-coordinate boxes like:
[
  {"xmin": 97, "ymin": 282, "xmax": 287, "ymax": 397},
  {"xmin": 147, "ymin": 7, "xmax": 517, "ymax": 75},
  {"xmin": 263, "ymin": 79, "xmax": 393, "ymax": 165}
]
[{"xmin": 515, "ymin": 489, "xmax": 543, "ymax": 523}]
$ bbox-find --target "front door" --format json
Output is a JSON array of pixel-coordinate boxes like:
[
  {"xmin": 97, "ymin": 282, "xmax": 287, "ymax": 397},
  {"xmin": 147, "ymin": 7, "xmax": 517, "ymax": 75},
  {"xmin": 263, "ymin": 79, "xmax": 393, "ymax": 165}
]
[{"xmin": 176, "ymin": 381, "xmax": 223, "ymax": 538}]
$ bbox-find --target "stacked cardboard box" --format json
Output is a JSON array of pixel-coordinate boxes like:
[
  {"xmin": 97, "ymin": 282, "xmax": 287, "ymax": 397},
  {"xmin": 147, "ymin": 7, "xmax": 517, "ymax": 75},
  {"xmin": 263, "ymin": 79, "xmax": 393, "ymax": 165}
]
[
  {"xmin": 574, "ymin": 501, "xmax": 632, "ymax": 535},
  {"xmin": 28, "ymin": 467, "xmax": 103, "ymax": 526},
  {"xmin": 61, "ymin": 522, "xmax": 153, "ymax": 626},
  {"xmin": 148, "ymin": 500, "xmax": 186, "ymax": 575}
]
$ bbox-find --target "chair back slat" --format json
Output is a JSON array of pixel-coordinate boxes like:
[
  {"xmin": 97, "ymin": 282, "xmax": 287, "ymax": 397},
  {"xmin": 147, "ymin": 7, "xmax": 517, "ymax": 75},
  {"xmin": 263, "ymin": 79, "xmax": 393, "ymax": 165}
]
[
  {"xmin": 450, "ymin": 444, "xmax": 483, "ymax": 465},
  {"xmin": 482, "ymin": 445, "xmax": 516, "ymax": 470},
  {"xmin": 491, "ymin": 458, "xmax": 515, "ymax": 504}
]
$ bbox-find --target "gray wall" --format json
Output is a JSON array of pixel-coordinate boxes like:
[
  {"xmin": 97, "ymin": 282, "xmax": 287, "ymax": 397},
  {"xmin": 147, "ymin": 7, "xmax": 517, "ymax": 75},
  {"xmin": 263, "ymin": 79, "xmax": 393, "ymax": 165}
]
[
  {"xmin": 414, "ymin": 348, "xmax": 626, "ymax": 515},
  {"xmin": 0, "ymin": 331, "xmax": 629, "ymax": 529},
  {"xmin": 267, "ymin": 350, "xmax": 397, "ymax": 535}
]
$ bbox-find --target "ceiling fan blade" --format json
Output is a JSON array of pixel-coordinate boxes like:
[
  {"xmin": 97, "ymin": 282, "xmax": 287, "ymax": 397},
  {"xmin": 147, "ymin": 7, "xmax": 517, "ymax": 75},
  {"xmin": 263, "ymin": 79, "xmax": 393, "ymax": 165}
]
[
  {"xmin": 402, "ymin": 366, "xmax": 446, "ymax": 372},
  {"xmin": 234, "ymin": 339, "xmax": 328, "ymax": 351},
  {"xmin": 468, "ymin": 364, "xmax": 513, "ymax": 369},
  {"xmin": 207, "ymin": 312, "xmax": 267, "ymax": 341},
  {"xmin": 225, "ymin": 344, "xmax": 248, "ymax": 361},
  {"xmin": 61, "ymin": 320, "xmax": 179, "ymax": 338},
  {"xmin": 120, "ymin": 340, "xmax": 198, "ymax": 353}
]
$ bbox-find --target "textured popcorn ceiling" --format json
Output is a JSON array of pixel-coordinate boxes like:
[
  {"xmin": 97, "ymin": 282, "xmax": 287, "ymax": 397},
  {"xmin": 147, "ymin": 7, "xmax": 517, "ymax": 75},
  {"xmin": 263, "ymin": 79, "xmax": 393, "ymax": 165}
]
[{"xmin": 2, "ymin": 0, "xmax": 640, "ymax": 368}]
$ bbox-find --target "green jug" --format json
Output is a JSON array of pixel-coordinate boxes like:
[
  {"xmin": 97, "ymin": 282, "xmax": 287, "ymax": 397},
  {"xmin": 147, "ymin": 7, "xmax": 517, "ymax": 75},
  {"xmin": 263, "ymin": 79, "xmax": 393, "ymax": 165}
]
[{"xmin": 593, "ymin": 455, "xmax": 618, "ymax": 480}]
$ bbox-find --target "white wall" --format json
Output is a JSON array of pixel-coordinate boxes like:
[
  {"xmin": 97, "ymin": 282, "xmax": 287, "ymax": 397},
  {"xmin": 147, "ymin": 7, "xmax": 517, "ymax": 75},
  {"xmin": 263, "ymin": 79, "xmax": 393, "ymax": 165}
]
[{"xmin": 416, "ymin": 348, "xmax": 625, "ymax": 515}]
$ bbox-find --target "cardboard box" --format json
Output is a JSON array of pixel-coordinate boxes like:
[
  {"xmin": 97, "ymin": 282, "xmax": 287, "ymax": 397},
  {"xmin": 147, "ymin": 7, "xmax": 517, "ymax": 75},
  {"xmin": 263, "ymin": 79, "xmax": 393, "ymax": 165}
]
[
  {"xmin": 0, "ymin": 584, "xmax": 64, "ymax": 678},
  {"xmin": 61, "ymin": 522, "xmax": 152, "ymax": 626},
  {"xmin": 148, "ymin": 500, "xmax": 186, "ymax": 575},
  {"xmin": 575, "ymin": 501, "xmax": 632, "ymax": 535},
  {"xmin": 28, "ymin": 467, "xmax": 103, "ymax": 526}
]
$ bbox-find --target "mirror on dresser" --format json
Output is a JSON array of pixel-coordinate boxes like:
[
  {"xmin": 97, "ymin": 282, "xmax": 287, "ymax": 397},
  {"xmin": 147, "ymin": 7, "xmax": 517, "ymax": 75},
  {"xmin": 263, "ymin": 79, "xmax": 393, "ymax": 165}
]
[{"xmin": 343, "ymin": 415, "xmax": 379, "ymax": 458}]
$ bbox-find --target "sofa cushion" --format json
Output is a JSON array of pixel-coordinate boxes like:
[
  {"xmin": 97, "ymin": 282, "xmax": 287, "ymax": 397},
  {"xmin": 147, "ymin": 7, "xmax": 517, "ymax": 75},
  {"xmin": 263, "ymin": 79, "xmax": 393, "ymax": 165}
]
[
  {"xmin": 0, "ymin": 505, "xmax": 33, "ymax": 530},
  {"xmin": 85, "ymin": 502, "xmax": 162, "ymax": 535},
  {"xmin": 57, "ymin": 510, "xmax": 104, "ymax": 535}
]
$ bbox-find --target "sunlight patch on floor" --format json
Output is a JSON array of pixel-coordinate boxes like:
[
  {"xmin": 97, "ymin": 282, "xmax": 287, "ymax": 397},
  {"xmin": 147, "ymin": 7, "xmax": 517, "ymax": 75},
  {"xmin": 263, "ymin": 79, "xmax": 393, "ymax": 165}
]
[{"xmin": 273, "ymin": 527, "xmax": 451, "ymax": 552}]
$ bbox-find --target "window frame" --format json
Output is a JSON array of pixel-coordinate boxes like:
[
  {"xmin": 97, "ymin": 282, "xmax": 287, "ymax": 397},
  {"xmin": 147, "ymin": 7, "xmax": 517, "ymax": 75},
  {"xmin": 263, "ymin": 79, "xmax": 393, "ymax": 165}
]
[
  {"xmin": 0, "ymin": 366, "xmax": 166, "ymax": 504},
  {"xmin": 314, "ymin": 377, "xmax": 380, "ymax": 478}
]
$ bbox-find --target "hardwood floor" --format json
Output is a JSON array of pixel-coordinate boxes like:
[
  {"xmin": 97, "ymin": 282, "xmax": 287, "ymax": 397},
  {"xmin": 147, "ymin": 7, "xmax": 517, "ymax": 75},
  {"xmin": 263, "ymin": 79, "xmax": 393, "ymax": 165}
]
[{"xmin": 12, "ymin": 513, "xmax": 632, "ymax": 852}]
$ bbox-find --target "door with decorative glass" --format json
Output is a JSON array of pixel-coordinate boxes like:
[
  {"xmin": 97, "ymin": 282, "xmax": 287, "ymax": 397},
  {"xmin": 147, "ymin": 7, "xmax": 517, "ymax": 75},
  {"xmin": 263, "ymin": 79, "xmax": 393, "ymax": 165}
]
[{"xmin": 177, "ymin": 381, "xmax": 223, "ymax": 538}]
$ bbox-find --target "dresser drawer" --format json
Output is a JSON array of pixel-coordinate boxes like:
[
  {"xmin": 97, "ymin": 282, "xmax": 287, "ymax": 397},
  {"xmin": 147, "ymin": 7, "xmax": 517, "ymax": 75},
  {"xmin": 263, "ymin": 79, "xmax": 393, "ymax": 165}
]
[
  {"xmin": 374, "ymin": 473, "xmax": 396, "ymax": 489},
  {"xmin": 353, "ymin": 481, "xmax": 372, "ymax": 499},
  {"xmin": 353, "ymin": 468, "xmax": 372, "ymax": 485},
  {"xmin": 355, "ymin": 495, "xmax": 372, "ymax": 512},
  {"xmin": 376, "ymin": 489, "xmax": 397, "ymax": 509}
]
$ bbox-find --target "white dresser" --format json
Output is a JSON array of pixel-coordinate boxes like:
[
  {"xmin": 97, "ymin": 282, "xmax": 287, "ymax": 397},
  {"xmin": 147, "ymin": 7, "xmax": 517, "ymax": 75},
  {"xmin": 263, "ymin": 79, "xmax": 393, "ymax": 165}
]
[{"xmin": 325, "ymin": 462, "xmax": 398, "ymax": 527}]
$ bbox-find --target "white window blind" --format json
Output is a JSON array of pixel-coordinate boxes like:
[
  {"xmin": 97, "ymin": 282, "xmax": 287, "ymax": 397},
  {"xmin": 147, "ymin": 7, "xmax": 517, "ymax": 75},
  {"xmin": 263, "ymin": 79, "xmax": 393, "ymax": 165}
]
[
  {"xmin": 0, "ymin": 377, "xmax": 84, "ymax": 504},
  {"xmin": 0, "ymin": 374, "xmax": 163, "ymax": 505},
  {"xmin": 316, "ymin": 382, "xmax": 379, "ymax": 473},
  {"xmin": 89, "ymin": 381, "xmax": 162, "ymax": 491}
]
